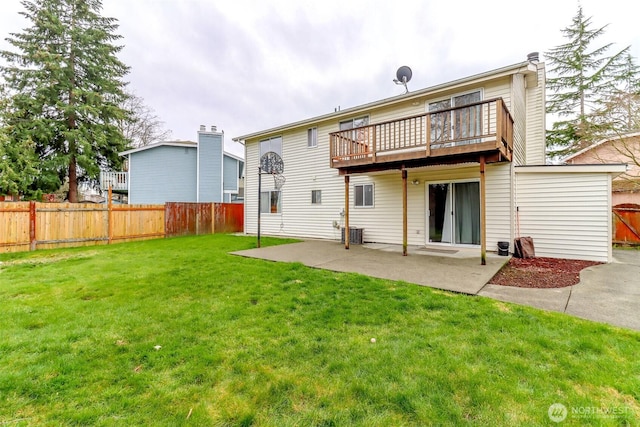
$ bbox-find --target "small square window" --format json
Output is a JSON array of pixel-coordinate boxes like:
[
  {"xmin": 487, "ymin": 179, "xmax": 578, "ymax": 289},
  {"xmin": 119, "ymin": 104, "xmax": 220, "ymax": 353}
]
[
  {"xmin": 354, "ymin": 184, "xmax": 374, "ymax": 207},
  {"xmin": 260, "ymin": 190, "xmax": 281, "ymax": 214},
  {"xmin": 311, "ymin": 190, "xmax": 321, "ymax": 204},
  {"xmin": 307, "ymin": 127, "xmax": 317, "ymax": 148}
]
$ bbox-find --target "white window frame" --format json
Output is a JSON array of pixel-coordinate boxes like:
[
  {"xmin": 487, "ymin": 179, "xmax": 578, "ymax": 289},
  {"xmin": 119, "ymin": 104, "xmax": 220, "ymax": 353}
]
[
  {"xmin": 311, "ymin": 189, "xmax": 322, "ymax": 204},
  {"xmin": 259, "ymin": 136, "xmax": 282, "ymax": 157},
  {"xmin": 260, "ymin": 190, "xmax": 281, "ymax": 214},
  {"xmin": 425, "ymin": 178, "xmax": 481, "ymax": 247},
  {"xmin": 426, "ymin": 89, "xmax": 483, "ymax": 145},
  {"xmin": 307, "ymin": 127, "xmax": 317, "ymax": 148},
  {"xmin": 354, "ymin": 183, "xmax": 374, "ymax": 208},
  {"xmin": 339, "ymin": 116, "xmax": 369, "ymax": 130}
]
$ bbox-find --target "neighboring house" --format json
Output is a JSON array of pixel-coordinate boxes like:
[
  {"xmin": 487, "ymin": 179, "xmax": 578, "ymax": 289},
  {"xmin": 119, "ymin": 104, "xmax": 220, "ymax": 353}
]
[
  {"xmin": 102, "ymin": 126, "xmax": 245, "ymax": 204},
  {"xmin": 564, "ymin": 132, "xmax": 640, "ymax": 205},
  {"xmin": 234, "ymin": 54, "xmax": 625, "ymax": 262}
]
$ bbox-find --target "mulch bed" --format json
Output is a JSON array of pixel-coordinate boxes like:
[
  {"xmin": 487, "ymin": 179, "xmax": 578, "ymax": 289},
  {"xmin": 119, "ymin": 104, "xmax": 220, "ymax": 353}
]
[{"xmin": 489, "ymin": 257, "xmax": 602, "ymax": 288}]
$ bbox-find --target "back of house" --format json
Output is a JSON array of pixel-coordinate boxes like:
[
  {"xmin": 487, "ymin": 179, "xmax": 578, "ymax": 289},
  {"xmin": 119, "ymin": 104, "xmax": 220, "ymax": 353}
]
[{"xmin": 235, "ymin": 55, "xmax": 625, "ymax": 262}]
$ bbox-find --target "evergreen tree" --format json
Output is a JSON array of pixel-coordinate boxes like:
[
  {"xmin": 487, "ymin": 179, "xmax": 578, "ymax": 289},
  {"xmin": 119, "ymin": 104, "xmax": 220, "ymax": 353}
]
[
  {"xmin": 0, "ymin": 81, "xmax": 39, "ymax": 197},
  {"xmin": 0, "ymin": 0, "xmax": 131, "ymax": 202},
  {"xmin": 0, "ymin": 129, "xmax": 39, "ymax": 197},
  {"xmin": 545, "ymin": 6, "xmax": 630, "ymax": 158},
  {"xmin": 594, "ymin": 54, "xmax": 640, "ymax": 133}
]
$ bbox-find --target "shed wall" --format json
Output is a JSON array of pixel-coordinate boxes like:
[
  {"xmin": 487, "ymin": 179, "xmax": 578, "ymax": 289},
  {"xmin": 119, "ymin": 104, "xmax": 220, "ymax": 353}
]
[{"xmin": 515, "ymin": 170, "xmax": 612, "ymax": 262}]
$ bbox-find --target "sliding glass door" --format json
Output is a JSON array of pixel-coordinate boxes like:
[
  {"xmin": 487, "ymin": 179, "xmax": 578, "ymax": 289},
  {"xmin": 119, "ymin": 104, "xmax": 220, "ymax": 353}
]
[{"xmin": 428, "ymin": 181, "xmax": 480, "ymax": 245}]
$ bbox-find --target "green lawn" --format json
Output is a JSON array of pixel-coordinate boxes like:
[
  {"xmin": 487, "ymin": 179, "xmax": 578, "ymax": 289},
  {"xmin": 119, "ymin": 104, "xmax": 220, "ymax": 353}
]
[{"xmin": 1, "ymin": 235, "xmax": 638, "ymax": 426}]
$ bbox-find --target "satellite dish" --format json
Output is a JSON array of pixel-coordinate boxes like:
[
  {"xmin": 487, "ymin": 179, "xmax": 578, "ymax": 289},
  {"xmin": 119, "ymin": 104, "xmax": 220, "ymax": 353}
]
[
  {"xmin": 396, "ymin": 66, "xmax": 412, "ymax": 83},
  {"xmin": 393, "ymin": 66, "xmax": 412, "ymax": 93}
]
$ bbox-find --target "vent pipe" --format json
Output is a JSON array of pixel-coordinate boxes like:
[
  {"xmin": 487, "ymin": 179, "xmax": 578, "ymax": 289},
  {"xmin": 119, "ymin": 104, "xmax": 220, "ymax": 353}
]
[
  {"xmin": 211, "ymin": 125, "xmax": 217, "ymax": 132},
  {"xmin": 199, "ymin": 125, "xmax": 206, "ymax": 131},
  {"xmin": 527, "ymin": 52, "xmax": 539, "ymax": 63}
]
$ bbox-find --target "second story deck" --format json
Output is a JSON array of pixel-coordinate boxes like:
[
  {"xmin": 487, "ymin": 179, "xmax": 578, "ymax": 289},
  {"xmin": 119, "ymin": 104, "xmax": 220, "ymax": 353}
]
[
  {"xmin": 100, "ymin": 171, "xmax": 128, "ymax": 192},
  {"xmin": 330, "ymin": 98, "xmax": 513, "ymax": 174}
]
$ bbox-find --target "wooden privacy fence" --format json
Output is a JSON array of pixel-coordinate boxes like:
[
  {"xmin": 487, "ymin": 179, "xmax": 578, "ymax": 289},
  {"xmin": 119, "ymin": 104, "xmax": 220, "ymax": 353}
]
[
  {"xmin": 214, "ymin": 202, "xmax": 244, "ymax": 233},
  {"xmin": 165, "ymin": 202, "xmax": 213, "ymax": 237},
  {"xmin": 0, "ymin": 201, "xmax": 244, "ymax": 253},
  {"xmin": 613, "ymin": 204, "xmax": 640, "ymax": 245}
]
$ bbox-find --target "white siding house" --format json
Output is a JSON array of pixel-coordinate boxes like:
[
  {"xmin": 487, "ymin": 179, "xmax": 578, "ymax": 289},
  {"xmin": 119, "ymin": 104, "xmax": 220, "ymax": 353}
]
[{"xmin": 235, "ymin": 56, "xmax": 624, "ymax": 262}]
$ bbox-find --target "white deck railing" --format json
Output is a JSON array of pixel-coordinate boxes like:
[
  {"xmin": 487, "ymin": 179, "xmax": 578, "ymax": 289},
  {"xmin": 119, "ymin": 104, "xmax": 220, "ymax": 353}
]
[{"xmin": 100, "ymin": 171, "xmax": 128, "ymax": 191}]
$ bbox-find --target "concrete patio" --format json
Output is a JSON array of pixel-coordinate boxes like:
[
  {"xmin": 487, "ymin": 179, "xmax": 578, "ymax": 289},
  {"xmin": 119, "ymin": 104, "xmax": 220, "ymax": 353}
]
[{"xmin": 232, "ymin": 240, "xmax": 508, "ymax": 295}]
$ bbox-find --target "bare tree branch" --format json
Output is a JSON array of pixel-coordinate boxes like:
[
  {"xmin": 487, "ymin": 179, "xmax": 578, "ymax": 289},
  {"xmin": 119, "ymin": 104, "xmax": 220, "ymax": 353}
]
[{"xmin": 119, "ymin": 90, "xmax": 172, "ymax": 148}]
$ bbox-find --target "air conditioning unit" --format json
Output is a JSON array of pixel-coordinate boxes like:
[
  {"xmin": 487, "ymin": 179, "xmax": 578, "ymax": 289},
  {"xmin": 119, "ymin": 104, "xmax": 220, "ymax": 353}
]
[{"xmin": 341, "ymin": 227, "xmax": 364, "ymax": 244}]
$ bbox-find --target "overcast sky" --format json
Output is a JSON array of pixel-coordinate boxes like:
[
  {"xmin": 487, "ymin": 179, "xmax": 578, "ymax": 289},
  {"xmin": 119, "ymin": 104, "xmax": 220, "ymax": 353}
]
[{"xmin": 1, "ymin": 0, "xmax": 639, "ymax": 157}]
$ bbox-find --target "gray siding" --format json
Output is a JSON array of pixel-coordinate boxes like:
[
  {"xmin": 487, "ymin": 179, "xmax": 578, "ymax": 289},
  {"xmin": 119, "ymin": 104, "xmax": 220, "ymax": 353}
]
[
  {"xmin": 129, "ymin": 146, "xmax": 197, "ymax": 204},
  {"xmin": 223, "ymin": 155, "xmax": 238, "ymax": 191},
  {"xmin": 198, "ymin": 132, "xmax": 223, "ymax": 202}
]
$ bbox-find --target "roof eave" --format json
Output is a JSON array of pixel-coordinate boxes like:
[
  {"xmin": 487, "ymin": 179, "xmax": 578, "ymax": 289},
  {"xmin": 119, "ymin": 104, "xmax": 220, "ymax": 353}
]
[
  {"xmin": 119, "ymin": 141, "xmax": 197, "ymax": 156},
  {"xmin": 515, "ymin": 164, "xmax": 628, "ymax": 175},
  {"xmin": 563, "ymin": 130, "xmax": 640, "ymax": 161}
]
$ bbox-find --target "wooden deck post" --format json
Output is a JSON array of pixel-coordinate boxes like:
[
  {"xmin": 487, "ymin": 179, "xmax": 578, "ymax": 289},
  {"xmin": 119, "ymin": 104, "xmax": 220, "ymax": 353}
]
[
  {"xmin": 257, "ymin": 168, "xmax": 262, "ymax": 248},
  {"xmin": 496, "ymin": 99, "xmax": 503, "ymax": 151},
  {"xmin": 425, "ymin": 114, "xmax": 431, "ymax": 156},
  {"xmin": 480, "ymin": 156, "xmax": 486, "ymax": 265},
  {"xmin": 344, "ymin": 175, "xmax": 350, "ymax": 250},
  {"xmin": 402, "ymin": 168, "xmax": 408, "ymax": 256},
  {"xmin": 29, "ymin": 201, "xmax": 36, "ymax": 251},
  {"xmin": 371, "ymin": 126, "xmax": 377, "ymax": 163}
]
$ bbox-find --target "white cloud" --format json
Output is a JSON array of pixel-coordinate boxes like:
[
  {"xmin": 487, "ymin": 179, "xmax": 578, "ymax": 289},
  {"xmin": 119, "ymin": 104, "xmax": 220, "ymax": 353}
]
[{"xmin": 1, "ymin": 0, "xmax": 639, "ymax": 152}]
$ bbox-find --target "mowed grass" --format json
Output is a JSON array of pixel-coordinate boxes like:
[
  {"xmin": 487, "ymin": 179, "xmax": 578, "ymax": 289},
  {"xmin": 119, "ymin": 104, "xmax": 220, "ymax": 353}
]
[{"xmin": 1, "ymin": 235, "xmax": 639, "ymax": 426}]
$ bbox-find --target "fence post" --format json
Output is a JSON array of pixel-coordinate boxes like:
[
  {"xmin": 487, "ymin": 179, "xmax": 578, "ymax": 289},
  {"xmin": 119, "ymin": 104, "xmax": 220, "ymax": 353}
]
[
  {"xmin": 195, "ymin": 203, "xmax": 201, "ymax": 236},
  {"xmin": 108, "ymin": 186, "xmax": 113, "ymax": 244},
  {"xmin": 211, "ymin": 203, "xmax": 216, "ymax": 234},
  {"xmin": 29, "ymin": 201, "xmax": 36, "ymax": 251}
]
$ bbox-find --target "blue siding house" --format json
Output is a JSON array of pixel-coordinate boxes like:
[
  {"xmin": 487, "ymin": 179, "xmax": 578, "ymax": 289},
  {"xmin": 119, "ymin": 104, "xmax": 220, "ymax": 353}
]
[{"xmin": 117, "ymin": 126, "xmax": 244, "ymax": 204}]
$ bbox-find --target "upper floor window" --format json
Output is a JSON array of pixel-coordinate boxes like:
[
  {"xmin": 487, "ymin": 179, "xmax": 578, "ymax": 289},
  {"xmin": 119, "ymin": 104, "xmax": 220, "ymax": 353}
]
[
  {"xmin": 340, "ymin": 116, "xmax": 369, "ymax": 145},
  {"xmin": 339, "ymin": 116, "xmax": 368, "ymax": 131},
  {"xmin": 260, "ymin": 136, "xmax": 282, "ymax": 157},
  {"xmin": 354, "ymin": 183, "xmax": 374, "ymax": 207},
  {"xmin": 428, "ymin": 91, "xmax": 482, "ymax": 145},
  {"xmin": 307, "ymin": 127, "xmax": 317, "ymax": 148}
]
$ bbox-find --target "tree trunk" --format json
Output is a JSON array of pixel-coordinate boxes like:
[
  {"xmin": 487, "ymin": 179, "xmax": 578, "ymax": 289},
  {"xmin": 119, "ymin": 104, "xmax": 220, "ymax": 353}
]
[
  {"xmin": 68, "ymin": 155, "xmax": 77, "ymax": 202},
  {"xmin": 67, "ymin": 6, "xmax": 77, "ymax": 203}
]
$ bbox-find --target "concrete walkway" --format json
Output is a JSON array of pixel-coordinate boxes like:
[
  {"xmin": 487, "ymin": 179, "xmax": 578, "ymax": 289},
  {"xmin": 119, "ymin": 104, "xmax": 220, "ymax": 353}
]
[
  {"xmin": 232, "ymin": 241, "xmax": 640, "ymax": 331},
  {"xmin": 479, "ymin": 249, "xmax": 640, "ymax": 331}
]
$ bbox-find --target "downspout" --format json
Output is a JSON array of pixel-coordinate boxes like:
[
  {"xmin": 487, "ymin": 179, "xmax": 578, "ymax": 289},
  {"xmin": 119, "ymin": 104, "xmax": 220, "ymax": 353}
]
[
  {"xmin": 402, "ymin": 167, "xmax": 408, "ymax": 256},
  {"xmin": 344, "ymin": 175, "xmax": 350, "ymax": 250},
  {"xmin": 480, "ymin": 155, "xmax": 486, "ymax": 265}
]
